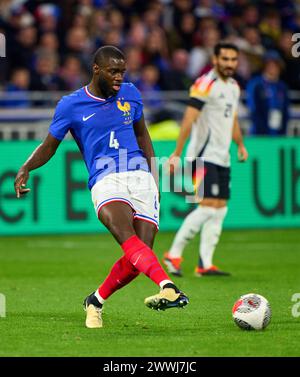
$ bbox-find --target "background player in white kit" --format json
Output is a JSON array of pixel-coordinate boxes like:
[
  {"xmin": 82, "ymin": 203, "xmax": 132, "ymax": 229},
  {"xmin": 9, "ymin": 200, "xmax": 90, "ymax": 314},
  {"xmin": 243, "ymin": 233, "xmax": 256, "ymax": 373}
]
[{"xmin": 164, "ymin": 42, "xmax": 248, "ymax": 277}]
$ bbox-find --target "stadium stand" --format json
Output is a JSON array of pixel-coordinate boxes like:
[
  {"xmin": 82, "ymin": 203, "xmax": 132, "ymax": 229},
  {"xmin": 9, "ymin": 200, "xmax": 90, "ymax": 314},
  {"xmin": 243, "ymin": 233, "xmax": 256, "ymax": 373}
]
[{"xmin": 0, "ymin": 0, "xmax": 300, "ymax": 138}]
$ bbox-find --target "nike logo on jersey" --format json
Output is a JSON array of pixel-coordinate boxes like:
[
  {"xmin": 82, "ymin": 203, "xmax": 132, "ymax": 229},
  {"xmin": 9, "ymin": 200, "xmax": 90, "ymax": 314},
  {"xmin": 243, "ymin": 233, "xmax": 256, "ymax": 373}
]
[{"xmin": 82, "ymin": 113, "xmax": 96, "ymax": 121}]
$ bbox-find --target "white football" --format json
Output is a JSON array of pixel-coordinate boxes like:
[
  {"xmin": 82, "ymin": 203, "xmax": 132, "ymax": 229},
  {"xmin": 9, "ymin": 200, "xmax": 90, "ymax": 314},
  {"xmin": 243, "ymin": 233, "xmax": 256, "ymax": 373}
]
[{"xmin": 232, "ymin": 293, "xmax": 272, "ymax": 330}]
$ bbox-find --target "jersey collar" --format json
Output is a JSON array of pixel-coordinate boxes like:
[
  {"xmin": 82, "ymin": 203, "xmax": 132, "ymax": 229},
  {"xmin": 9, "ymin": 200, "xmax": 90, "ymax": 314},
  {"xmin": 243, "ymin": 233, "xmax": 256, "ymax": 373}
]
[{"xmin": 84, "ymin": 86, "xmax": 106, "ymax": 102}]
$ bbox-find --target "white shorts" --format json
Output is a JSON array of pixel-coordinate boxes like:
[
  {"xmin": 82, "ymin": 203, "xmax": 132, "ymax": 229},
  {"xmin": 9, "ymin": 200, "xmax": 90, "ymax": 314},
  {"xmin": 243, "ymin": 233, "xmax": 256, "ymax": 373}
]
[{"xmin": 91, "ymin": 171, "xmax": 160, "ymax": 229}]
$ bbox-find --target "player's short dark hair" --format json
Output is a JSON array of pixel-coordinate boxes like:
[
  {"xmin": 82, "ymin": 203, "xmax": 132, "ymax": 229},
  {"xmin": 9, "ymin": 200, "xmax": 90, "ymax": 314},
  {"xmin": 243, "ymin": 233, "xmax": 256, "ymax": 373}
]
[
  {"xmin": 93, "ymin": 45, "xmax": 125, "ymax": 66},
  {"xmin": 214, "ymin": 42, "xmax": 239, "ymax": 56}
]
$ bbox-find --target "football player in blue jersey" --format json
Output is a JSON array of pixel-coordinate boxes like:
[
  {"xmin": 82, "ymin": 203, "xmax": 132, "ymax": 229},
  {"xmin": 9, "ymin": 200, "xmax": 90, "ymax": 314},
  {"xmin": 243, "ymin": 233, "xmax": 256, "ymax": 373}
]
[{"xmin": 14, "ymin": 46, "xmax": 189, "ymax": 328}]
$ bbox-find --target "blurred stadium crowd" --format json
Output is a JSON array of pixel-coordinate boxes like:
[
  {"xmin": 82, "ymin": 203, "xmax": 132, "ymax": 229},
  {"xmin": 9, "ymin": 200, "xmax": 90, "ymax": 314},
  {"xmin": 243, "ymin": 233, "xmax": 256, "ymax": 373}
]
[{"xmin": 0, "ymin": 0, "xmax": 300, "ymax": 135}]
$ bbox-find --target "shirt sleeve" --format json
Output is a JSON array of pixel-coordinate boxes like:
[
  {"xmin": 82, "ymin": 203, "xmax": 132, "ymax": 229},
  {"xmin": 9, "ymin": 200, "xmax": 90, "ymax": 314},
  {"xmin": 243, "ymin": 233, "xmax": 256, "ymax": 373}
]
[
  {"xmin": 188, "ymin": 76, "xmax": 215, "ymax": 110},
  {"xmin": 131, "ymin": 84, "xmax": 144, "ymax": 122},
  {"xmin": 48, "ymin": 96, "xmax": 72, "ymax": 141}
]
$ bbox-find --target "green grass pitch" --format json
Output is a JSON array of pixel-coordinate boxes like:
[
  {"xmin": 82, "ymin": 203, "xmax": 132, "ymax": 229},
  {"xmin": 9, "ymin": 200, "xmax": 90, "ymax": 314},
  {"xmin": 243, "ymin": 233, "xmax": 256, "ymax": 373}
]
[{"xmin": 0, "ymin": 229, "xmax": 299, "ymax": 357}]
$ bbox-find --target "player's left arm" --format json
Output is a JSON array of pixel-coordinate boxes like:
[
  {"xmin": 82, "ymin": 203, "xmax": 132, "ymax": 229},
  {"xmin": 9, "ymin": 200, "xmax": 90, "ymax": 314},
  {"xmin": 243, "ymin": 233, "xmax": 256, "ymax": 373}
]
[
  {"xmin": 232, "ymin": 113, "xmax": 248, "ymax": 162},
  {"xmin": 133, "ymin": 114, "xmax": 159, "ymax": 192}
]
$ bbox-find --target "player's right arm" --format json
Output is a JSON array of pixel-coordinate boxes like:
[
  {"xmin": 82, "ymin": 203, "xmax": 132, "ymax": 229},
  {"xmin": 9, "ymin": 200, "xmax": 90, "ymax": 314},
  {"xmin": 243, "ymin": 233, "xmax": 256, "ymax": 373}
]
[
  {"xmin": 167, "ymin": 75, "xmax": 213, "ymax": 173},
  {"xmin": 14, "ymin": 134, "xmax": 61, "ymax": 198},
  {"xmin": 168, "ymin": 106, "xmax": 200, "ymax": 174},
  {"xmin": 15, "ymin": 96, "xmax": 71, "ymax": 198}
]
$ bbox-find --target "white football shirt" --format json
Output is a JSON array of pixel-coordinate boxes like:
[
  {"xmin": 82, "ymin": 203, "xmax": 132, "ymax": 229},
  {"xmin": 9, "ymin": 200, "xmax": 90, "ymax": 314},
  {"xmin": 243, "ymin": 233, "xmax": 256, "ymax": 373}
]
[{"xmin": 185, "ymin": 69, "xmax": 240, "ymax": 167}]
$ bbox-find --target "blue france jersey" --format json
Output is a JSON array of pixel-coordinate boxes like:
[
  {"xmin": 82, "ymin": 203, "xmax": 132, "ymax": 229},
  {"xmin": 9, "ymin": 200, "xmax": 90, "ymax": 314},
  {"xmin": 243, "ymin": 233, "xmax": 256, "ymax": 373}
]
[{"xmin": 49, "ymin": 83, "xmax": 149, "ymax": 189}]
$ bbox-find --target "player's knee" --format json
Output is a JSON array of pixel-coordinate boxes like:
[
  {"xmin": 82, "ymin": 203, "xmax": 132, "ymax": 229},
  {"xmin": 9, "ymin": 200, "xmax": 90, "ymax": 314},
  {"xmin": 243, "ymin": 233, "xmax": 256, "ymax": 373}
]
[
  {"xmin": 101, "ymin": 213, "xmax": 135, "ymax": 243},
  {"xmin": 204, "ymin": 225, "xmax": 221, "ymax": 244},
  {"xmin": 113, "ymin": 226, "xmax": 135, "ymax": 244},
  {"xmin": 139, "ymin": 234, "xmax": 155, "ymax": 248}
]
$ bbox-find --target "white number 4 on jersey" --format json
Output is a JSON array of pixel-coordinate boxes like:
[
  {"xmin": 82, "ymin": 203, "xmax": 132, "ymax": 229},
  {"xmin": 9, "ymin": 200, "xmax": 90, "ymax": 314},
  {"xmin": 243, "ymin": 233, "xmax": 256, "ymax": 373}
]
[{"xmin": 109, "ymin": 131, "xmax": 119, "ymax": 149}]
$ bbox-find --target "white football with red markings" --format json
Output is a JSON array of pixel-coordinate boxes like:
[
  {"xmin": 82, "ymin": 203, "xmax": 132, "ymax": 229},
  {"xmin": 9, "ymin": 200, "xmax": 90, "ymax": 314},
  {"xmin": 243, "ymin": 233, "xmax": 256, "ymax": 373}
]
[{"xmin": 232, "ymin": 293, "xmax": 272, "ymax": 330}]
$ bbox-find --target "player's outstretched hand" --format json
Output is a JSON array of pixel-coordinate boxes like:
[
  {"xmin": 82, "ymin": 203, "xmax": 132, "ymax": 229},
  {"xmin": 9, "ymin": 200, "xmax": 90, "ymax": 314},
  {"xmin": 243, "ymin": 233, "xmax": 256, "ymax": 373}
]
[
  {"xmin": 165, "ymin": 153, "xmax": 181, "ymax": 174},
  {"xmin": 14, "ymin": 167, "xmax": 31, "ymax": 198},
  {"xmin": 238, "ymin": 144, "xmax": 248, "ymax": 162}
]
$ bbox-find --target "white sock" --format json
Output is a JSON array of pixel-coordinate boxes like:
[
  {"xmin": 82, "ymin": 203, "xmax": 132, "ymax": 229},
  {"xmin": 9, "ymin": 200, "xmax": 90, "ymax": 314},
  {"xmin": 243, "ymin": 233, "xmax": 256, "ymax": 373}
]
[
  {"xmin": 94, "ymin": 289, "xmax": 105, "ymax": 305},
  {"xmin": 169, "ymin": 206, "xmax": 217, "ymax": 258},
  {"xmin": 199, "ymin": 206, "xmax": 228, "ymax": 268},
  {"xmin": 159, "ymin": 279, "xmax": 173, "ymax": 289}
]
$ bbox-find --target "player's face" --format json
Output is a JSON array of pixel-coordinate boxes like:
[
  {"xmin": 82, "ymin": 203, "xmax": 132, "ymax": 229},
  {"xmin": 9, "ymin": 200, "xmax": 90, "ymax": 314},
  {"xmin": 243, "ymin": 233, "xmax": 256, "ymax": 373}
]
[
  {"xmin": 95, "ymin": 58, "xmax": 126, "ymax": 97},
  {"xmin": 213, "ymin": 49, "xmax": 238, "ymax": 79}
]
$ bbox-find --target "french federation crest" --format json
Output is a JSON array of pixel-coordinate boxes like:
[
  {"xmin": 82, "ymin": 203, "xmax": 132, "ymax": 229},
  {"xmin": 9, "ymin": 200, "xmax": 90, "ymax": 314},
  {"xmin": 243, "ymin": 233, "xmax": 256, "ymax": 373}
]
[{"xmin": 117, "ymin": 100, "xmax": 131, "ymax": 116}]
